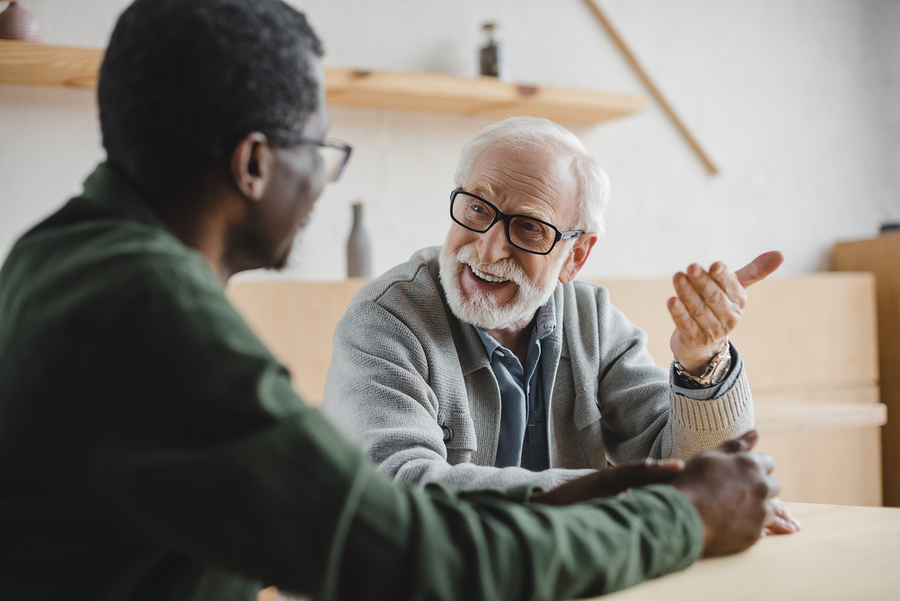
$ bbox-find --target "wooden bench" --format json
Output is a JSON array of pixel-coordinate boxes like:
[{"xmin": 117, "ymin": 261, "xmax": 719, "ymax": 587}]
[{"xmin": 227, "ymin": 273, "xmax": 886, "ymax": 507}]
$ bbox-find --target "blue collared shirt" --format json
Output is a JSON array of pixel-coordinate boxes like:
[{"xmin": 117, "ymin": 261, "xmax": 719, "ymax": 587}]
[
  {"xmin": 475, "ymin": 298, "xmax": 557, "ymax": 470},
  {"xmin": 475, "ymin": 296, "xmax": 743, "ymax": 472}
]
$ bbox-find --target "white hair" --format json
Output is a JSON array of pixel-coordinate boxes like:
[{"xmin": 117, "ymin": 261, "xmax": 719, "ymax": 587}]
[{"xmin": 453, "ymin": 116, "xmax": 610, "ymax": 234}]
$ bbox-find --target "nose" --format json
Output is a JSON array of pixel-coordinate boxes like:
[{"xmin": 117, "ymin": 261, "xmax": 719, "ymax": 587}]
[{"xmin": 476, "ymin": 220, "xmax": 513, "ymax": 265}]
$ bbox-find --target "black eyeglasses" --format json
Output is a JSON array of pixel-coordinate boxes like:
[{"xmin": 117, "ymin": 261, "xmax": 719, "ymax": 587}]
[
  {"xmin": 266, "ymin": 130, "xmax": 352, "ymax": 182},
  {"xmin": 449, "ymin": 189, "xmax": 584, "ymax": 255}
]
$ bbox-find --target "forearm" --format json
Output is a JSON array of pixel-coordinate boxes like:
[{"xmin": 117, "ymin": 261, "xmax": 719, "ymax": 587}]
[
  {"xmin": 334, "ymin": 479, "xmax": 704, "ymax": 601},
  {"xmin": 668, "ymin": 363, "xmax": 754, "ymax": 460},
  {"xmin": 92, "ymin": 407, "xmax": 702, "ymax": 601},
  {"xmin": 596, "ymin": 297, "xmax": 752, "ymax": 463},
  {"xmin": 390, "ymin": 454, "xmax": 595, "ymax": 490}
]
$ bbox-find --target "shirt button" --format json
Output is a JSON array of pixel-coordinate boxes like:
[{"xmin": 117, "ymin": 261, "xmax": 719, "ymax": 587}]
[{"xmin": 495, "ymin": 350, "xmax": 504, "ymax": 357}]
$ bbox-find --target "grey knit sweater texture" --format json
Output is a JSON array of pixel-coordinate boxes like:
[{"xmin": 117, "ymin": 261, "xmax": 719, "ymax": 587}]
[{"xmin": 323, "ymin": 247, "xmax": 754, "ymax": 491}]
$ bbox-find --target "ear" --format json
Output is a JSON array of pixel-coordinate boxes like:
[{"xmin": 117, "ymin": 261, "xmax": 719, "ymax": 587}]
[
  {"xmin": 230, "ymin": 132, "xmax": 272, "ymax": 202},
  {"xmin": 558, "ymin": 233, "xmax": 599, "ymax": 284}
]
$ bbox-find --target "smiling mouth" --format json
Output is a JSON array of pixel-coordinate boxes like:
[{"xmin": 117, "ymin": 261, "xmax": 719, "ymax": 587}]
[{"xmin": 469, "ymin": 265, "xmax": 510, "ymax": 285}]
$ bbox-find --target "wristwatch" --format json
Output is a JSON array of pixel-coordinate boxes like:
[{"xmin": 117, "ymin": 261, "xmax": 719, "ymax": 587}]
[{"xmin": 674, "ymin": 342, "xmax": 732, "ymax": 388}]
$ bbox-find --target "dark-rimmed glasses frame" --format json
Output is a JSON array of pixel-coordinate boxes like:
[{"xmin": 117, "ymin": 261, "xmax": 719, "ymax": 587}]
[
  {"xmin": 449, "ymin": 189, "xmax": 584, "ymax": 255},
  {"xmin": 212, "ymin": 129, "xmax": 352, "ymax": 182},
  {"xmin": 266, "ymin": 130, "xmax": 353, "ymax": 183}
]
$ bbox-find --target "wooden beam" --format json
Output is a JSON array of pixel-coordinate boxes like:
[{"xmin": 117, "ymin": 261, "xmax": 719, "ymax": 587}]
[{"xmin": 581, "ymin": 0, "xmax": 720, "ymax": 174}]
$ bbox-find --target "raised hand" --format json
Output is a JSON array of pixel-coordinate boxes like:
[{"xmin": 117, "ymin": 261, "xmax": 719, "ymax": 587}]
[
  {"xmin": 672, "ymin": 430, "xmax": 781, "ymax": 557},
  {"xmin": 668, "ymin": 251, "xmax": 784, "ymax": 375}
]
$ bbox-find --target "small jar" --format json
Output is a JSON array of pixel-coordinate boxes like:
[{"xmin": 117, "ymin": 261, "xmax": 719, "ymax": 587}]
[{"xmin": 479, "ymin": 22, "xmax": 506, "ymax": 79}]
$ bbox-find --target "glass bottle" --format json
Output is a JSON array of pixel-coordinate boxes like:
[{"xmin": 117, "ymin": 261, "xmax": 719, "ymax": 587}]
[{"xmin": 479, "ymin": 22, "xmax": 503, "ymax": 79}]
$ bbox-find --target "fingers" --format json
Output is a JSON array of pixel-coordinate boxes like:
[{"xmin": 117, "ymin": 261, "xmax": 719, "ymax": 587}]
[
  {"xmin": 763, "ymin": 499, "xmax": 777, "ymax": 527},
  {"xmin": 670, "ymin": 263, "xmax": 744, "ymax": 358},
  {"xmin": 709, "ymin": 262, "xmax": 747, "ymax": 311},
  {"xmin": 765, "ymin": 497, "xmax": 801, "ymax": 535},
  {"xmin": 599, "ymin": 458, "xmax": 686, "ymax": 495},
  {"xmin": 666, "ymin": 295, "xmax": 703, "ymax": 341},
  {"xmin": 755, "ymin": 458, "xmax": 781, "ymax": 529},
  {"xmin": 716, "ymin": 430, "xmax": 758, "ymax": 454},
  {"xmin": 673, "ymin": 269, "xmax": 729, "ymax": 340},
  {"xmin": 735, "ymin": 251, "xmax": 784, "ymax": 288},
  {"xmin": 765, "ymin": 517, "xmax": 796, "ymax": 535}
]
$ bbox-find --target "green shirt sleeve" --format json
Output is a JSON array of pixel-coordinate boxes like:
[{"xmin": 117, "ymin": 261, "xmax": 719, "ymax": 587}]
[{"xmin": 79, "ymin": 254, "xmax": 703, "ymax": 601}]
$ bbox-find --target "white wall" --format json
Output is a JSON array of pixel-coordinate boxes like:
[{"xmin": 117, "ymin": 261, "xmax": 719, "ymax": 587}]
[{"xmin": 1, "ymin": 0, "xmax": 898, "ymax": 281}]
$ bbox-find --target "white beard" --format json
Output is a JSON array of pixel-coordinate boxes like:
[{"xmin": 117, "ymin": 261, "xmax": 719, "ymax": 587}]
[{"xmin": 438, "ymin": 239, "xmax": 561, "ymax": 330}]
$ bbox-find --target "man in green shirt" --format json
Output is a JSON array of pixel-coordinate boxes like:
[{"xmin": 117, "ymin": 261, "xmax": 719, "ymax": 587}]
[{"xmin": 0, "ymin": 0, "xmax": 779, "ymax": 599}]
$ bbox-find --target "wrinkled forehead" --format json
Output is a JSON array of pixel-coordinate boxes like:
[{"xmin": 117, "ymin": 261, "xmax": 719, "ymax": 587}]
[{"xmin": 466, "ymin": 141, "xmax": 581, "ymax": 221}]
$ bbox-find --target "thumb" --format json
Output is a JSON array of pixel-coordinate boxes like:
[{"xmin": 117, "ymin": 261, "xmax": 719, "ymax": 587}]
[{"xmin": 736, "ymin": 251, "xmax": 784, "ymax": 289}]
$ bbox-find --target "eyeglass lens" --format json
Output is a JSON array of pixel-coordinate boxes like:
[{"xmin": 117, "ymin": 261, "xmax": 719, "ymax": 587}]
[
  {"xmin": 452, "ymin": 193, "xmax": 558, "ymax": 254},
  {"xmin": 320, "ymin": 145, "xmax": 345, "ymax": 182}
]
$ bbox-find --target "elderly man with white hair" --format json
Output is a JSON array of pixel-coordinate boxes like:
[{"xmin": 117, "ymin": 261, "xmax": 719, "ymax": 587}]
[{"xmin": 323, "ymin": 117, "xmax": 792, "ymax": 518}]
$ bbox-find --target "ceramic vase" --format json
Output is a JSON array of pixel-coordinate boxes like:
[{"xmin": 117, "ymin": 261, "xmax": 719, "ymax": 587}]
[
  {"xmin": 0, "ymin": 2, "xmax": 44, "ymax": 43},
  {"xmin": 347, "ymin": 202, "xmax": 372, "ymax": 278}
]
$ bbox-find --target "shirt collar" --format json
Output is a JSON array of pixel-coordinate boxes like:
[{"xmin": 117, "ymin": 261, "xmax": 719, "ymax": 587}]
[
  {"xmin": 81, "ymin": 162, "xmax": 168, "ymax": 230},
  {"xmin": 474, "ymin": 294, "xmax": 557, "ymax": 358}
]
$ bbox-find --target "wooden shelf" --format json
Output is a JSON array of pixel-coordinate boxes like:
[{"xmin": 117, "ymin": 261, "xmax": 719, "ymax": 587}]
[
  {"xmin": 325, "ymin": 68, "xmax": 644, "ymax": 123},
  {"xmin": 0, "ymin": 40, "xmax": 644, "ymax": 124},
  {"xmin": 0, "ymin": 40, "xmax": 102, "ymax": 88}
]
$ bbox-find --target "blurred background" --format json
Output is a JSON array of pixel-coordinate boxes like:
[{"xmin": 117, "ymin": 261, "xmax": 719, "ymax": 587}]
[{"xmin": 1, "ymin": 0, "xmax": 898, "ymax": 281}]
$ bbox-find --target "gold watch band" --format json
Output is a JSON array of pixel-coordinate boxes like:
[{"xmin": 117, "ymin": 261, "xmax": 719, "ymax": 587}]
[{"xmin": 674, "ymin": 342, "xmax": 732, "ymax": 388}]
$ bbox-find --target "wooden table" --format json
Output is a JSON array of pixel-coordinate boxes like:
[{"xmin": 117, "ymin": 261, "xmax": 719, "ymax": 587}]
[
  {"xmin": 597, "ymin": 503, "xmax": 900, "ymax": 600},
  {"xmin": 259, "ymin": 503, "xmax": 899, "ymax": 601}
]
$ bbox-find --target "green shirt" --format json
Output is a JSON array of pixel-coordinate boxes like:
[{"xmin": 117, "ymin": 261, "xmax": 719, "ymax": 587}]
[{"xmin": 0, "ymin": 163, "xmax": 704, "ymax": 601}]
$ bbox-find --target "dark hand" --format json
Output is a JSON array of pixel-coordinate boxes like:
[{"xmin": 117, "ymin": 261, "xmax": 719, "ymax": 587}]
[
  {"xmin": 530, "ymin": 458, "xmax": 685, "ymax": 507},
  {"xmin": 672, "ymin": 430, "xmax": 780, "ymax": 557}
]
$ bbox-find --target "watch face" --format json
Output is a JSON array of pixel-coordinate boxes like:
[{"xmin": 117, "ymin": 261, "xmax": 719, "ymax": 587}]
[
  {"xmin": 676, "ymin": 346, "xmax": 732, "ymax": 388},
  {"xmin": 708, "ymin": 353, "xmax": 732, "ymax": 385}
]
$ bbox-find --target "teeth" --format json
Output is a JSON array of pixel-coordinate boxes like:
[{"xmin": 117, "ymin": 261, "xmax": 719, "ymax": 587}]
[{"xmin": 471, "ymin": 266, "xmax": 509, "ymax": 284}]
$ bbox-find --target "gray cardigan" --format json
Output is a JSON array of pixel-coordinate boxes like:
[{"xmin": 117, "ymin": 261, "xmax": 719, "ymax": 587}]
[{"xmin": 323, "ymin": 247, "xmax": 753, "ymax": 491}]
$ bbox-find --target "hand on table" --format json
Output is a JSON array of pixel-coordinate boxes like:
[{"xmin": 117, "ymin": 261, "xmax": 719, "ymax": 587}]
[
  {"xmin": 668, "ymin": 251, "xmax": 784, "ymax": 375},
  {"xmin": 763, "ymin": 496, "xmax": 801, "ymax": 536},
  {"xmin": 672, "ymin": 430, "xmax": 780, "ymax": 557},
  {"xmin": 530, "ymin": 458, "xmax": 686, "ymax": 507},
  {"xmin": 533, "ymin": 430, "xmax": 781, "ymax": 558}
]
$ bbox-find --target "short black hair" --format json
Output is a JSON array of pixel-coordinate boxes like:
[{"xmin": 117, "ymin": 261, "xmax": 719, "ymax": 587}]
[{"xmin": 98, "ymin": 0, "xmax": 324, "ymax": 204}]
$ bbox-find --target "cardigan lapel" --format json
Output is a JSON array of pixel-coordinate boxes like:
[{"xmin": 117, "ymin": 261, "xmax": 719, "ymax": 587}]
[{"xmin": 430, "ymin": 254, "xmax": 502, "ymax": 465}]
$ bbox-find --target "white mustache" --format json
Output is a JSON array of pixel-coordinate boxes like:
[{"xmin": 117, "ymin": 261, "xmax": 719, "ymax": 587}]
[{"xmin": 454, "ymin": 244, "xmax": 527, "ymax": 286}]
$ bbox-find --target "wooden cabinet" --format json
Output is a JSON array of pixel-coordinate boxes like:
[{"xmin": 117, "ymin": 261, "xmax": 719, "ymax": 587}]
[
  {"xmin": 596, "ymin": 274, "xmax": 885, "ymax": 507},
  {"xmin": 834, "ymin": 232, "xmax": 900, "ymax": 506}
]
